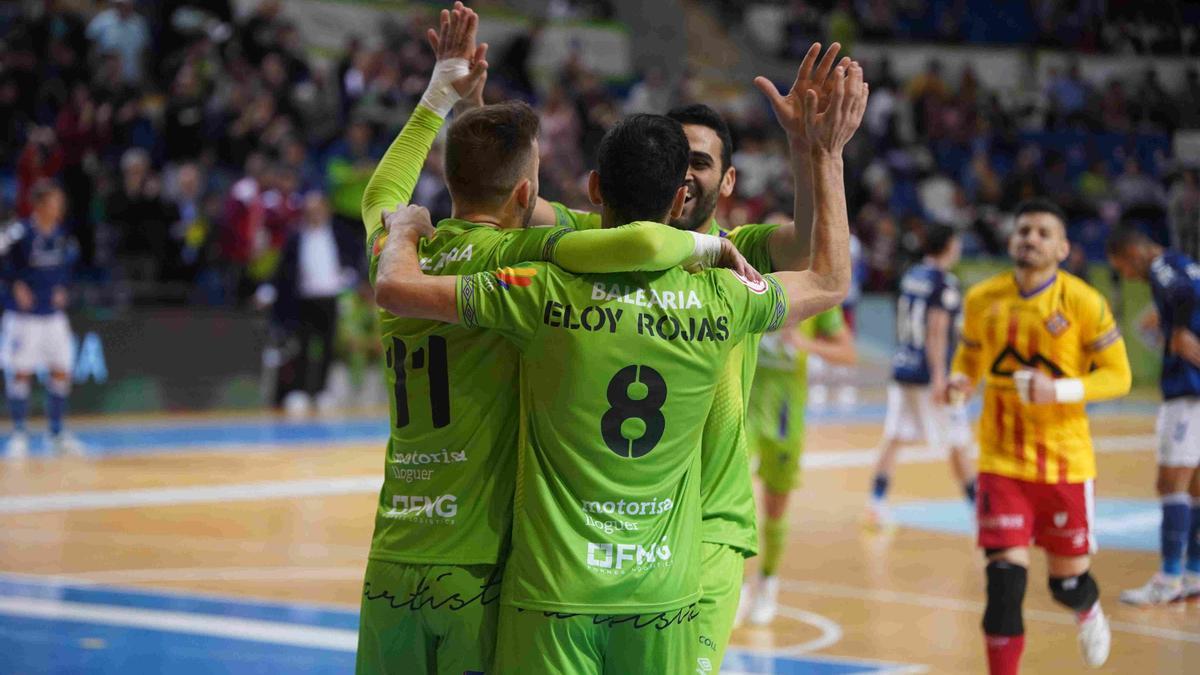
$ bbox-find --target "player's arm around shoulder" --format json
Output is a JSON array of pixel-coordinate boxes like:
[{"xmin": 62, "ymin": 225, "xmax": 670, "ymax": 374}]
[{"xmin": 373, "ymin": 205, "xmax": 460, "ymax": 324}]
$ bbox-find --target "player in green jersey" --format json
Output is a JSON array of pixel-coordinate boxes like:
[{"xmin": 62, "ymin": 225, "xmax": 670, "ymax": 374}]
[
  {"xmin": 741, "ymin": 306, "xmax": 856, "ymax": 625},
  {"xmin": 374, "ymin": 65, "xmax": 867, "ymax": 674},
  {"xmin": 355, "ymin": 7, "xmax": 738, "ymax": 674},
  {"xmin": 529, "ymin": 43, "xmax": 853, "ymax": 672}
]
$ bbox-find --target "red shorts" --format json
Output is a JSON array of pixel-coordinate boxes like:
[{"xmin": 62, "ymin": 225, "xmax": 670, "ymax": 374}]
[{"xmin": 976, "ymin": 472, "xmax": 1095, "ymax": 557}]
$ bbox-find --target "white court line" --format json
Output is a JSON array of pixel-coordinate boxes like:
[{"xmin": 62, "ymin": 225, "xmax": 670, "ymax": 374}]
[
  {"xmin": 66, "ymin": 566, "xmax": 367, "ymax": 584},
  {"xmin": 0, "ymin": 434, "xmax": 1157, "ymax": 515},
  {"xmin": 0, "ymin": 596, "xmax": 358, "ymax": 652},
  {"xmin": 773, "ymin": 606, "xmax": 844, "ymax": 654},
  {"xmin": 779, "ymin": 579, "xmax": 1200, "ymax": 645},
  {"xmin": 0, "ymin": 476, "xmax": 381, "ymax": 514},
  {"xmin": 802, "ymin": 434, "xmax": 1156, "ymax": 470}
]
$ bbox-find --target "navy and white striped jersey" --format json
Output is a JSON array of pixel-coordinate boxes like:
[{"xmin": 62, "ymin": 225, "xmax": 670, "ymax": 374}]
[
  {"xmin": 1149, "ymin": 251, "xmax": 1200, "ymax": 399},
  {"xmin": 892, "ymin": 263, "xmax": 961, "ymax": 385}
]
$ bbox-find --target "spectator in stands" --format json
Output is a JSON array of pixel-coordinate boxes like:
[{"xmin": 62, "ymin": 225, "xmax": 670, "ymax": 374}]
[
  {"xmin": 1077, "ymin": 160, "xmax": 1113, "ymax": 208},
  {"xmin": 1169, "ymin": 170, "xmax": 1200, "ymax": 260},
  {"xmin": 325, "ymin": 119, "xmax": 378, "ymax": 236},
  {"xmin": 16, "ymin": 127, "xmax": 64, "ymax": 218},
  {"xmin": 624, "ymin": 67, "xmax": 672, "ymax": 115},
  {"xmin": 1002, "ymin": 146, "xmax": 1044, "ymax": 206},
  {"xmin": 164, "ymin": 162, "xmax": 211, "ymax": 282},
  {"xmin": 264, "ymin": 191, "xmax": 358, "ymax": 409},
  {"xmin": 1114, "ymin": 158, "xmax": 1167, "ymax": 213},
  {"xmin": 1045, "ymin": 63, "xmax": 1090, "ymax": 129},
  {"xmin": 1180, "ymin": 69, "xmax": 1200, "ymax": 129},
  {"xmin": 239, "ymin": 0, "xmax": 285, "ymax": 66},
  {"xmin": 1133, "ymin": 68, "xmax": 1174, "ymax": 131},
  {"xmin": 85, "ymin": 0, "xmax": 150, "ymax": 85},
  {"xmin": 106, "ymin": 148, "xmax": 171, "ymax": 285},
  {"xmin": 54, "ymin": 82, "xmax": 109, "ymax": 266},
  {"xmin": 1099, "ymin": 79, "xmax": 1132, "ymax": 132},
  {"xmin": 163, "ymin": 66, "xmax": 208, "ymax": 162},
  {"xmin": 495, "ymin": 21, "xmax": 542, "ymax": 100}
]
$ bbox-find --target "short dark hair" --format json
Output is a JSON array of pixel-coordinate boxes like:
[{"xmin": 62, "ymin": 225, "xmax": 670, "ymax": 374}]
[
  {"xmin": 1013, "ymin": 198, "xmax": 1068, "ymax": 229},
  {"xmin": 596, "ymin": 114, "xmax": 689, "ymax": 224},
  {"xmin": 1105, "ymin": 226, "xmax": 1152, "ymax": 257},
  {"xmin": 923, "ymin": 223, "xmax": 958, "ymax": 257},
  {"xmin": 666, "ymin": 103, "xmax": 733, "ymax": 174},
  {"xmin": 444, "ymin": 102, "xmax": 540, "ymax": 208}
]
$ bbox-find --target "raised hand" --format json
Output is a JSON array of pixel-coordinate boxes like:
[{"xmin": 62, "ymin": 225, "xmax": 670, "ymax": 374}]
[
  {"xmin": 754, "ymin": 42, "xmax": 848, "ymax": 147},
  {"xmin": 803, "ymin": 61, "xmax": 868, "ymax": 155},
  {"xmin": 426, "ymin": 2, "xmax": 488, "ymax": 102},
  {"xmin": 715, "ymin": 238, "xmax": 763, "ymax": 285}
]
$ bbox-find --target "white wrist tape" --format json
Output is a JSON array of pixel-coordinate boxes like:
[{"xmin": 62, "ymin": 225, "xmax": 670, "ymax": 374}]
[
  {"xmin": 1012, "ymin": 370, "xmax": 1033, "ymax": 403},
  {"xmin": 686, "ymin": 231, "xmax": 724, "ymax": 269},
  {"xmin": 1054, "ymin": 378, "xmax": 1085, "ymax": 403},
  {"xmin": 419, "ymin": 58, "xmax": 470, "ymax": 117}
]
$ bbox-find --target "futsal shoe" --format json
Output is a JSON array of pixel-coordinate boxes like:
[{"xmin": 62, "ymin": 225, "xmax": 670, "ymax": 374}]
[
  {"xmin": 1076, "ymin": 604, "xmax": 1110, "ymax": 668},
  {"xmin": 5, "ymin": 431, "xmax": 29, "ymax": 459},
  {"xmin": 50, "ymin": 431, "xmax": 86, "ymax": 457},
  {"xmin": 1180, "ymin": 574, "xmax": 1200, "ymax": 601},
  {"xmin": 1119, "ymin": 573, "xmax": 1183, "ymax": 606},
  {"xmin": 749, "ymin": 575, "xmax": 779, "ymax": 625}
]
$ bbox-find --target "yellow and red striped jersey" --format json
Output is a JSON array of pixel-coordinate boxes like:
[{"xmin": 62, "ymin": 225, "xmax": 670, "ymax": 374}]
[{"xmin": 951, "ymin": 271, "xmax": 1131, "ymax": 484}]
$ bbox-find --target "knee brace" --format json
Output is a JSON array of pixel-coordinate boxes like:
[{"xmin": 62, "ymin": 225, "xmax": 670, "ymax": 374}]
[
  {"xmin": 1049, "ymin": 571, "xmax": 1099, "ymax": 613},
  {"xmin": 46, "ymin": 375, "xmax": 71, "ymax": 397},
  {"xmin": 983, "ymin": 561, "xmax": 1027, "ymax": 636}
]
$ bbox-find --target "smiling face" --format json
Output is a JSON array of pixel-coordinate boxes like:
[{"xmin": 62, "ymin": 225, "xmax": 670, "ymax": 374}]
[
  {"xmin": 1009, "ymin": 211, "xmax": 1070, "ymax": 272},
  {"xmin": 670, "ymin": 124, "xmax": 734, "ymax": 232}
]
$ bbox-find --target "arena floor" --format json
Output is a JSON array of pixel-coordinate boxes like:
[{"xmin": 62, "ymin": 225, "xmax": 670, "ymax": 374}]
[{"xmin": 0, "ymin": 400, "xmax": 1195, "ymax": 674}]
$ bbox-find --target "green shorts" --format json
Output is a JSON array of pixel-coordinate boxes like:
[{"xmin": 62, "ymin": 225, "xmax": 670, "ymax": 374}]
[
  {"xmin": 747, "ymin": 368, "xmax": 806, "ymax": 494},
  {"xmin": 492, "ymin": 602, "xmax": 699, "ymax": 675},
  {"xmin": 696, "ymin": 542, "xmax": 745, "ymax": 674},
  {"xmin": 355, "ymin": 557, "xmax": 501, "ymax": 675}
]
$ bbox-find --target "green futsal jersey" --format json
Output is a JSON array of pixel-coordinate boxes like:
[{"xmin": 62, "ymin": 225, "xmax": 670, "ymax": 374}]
[
  {"xmin": 697, "ymin": 222, "xmax": 778, "ymax": 555},
  {"xmin": 456, "ymin": 261, "xmax": 788, "ymax": 612},
  {"xmin": 553, "ymin": 204, "xmax": 781, "ymax": 556}
]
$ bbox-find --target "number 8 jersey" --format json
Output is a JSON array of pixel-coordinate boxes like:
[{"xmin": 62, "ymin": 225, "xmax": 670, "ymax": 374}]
[
  {"xmin": 457, "ymin": 263, "xmax": 788, "ymax": 613},
  {"xmin": 892, "ymin": 262, "xmax": 962, "ymax": 385}
]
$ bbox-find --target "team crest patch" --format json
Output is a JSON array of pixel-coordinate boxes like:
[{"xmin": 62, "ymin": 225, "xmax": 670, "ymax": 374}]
[
  {"xmin": 495, "ymin": 267, "xmax": 537, "ymax": 289},
  {"xmin": 731, "ymin": 270, "xmax": 768, "ymax": 294},
  {"xmin": 370, "ymin": 230, "xmax": 387, "ymax": 258},
  {"xmin": 1044, "ymin": 312, "xmax": 1070, "ymax": 337},
  {"xmin": 1053, "ymin": 511, "xmax": 1068, "ymax": 528}
]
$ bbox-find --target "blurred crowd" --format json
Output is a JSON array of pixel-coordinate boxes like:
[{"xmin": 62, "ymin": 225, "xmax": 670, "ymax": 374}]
[
  {"xmin": 2, "ymin": 0, "xmax": 1198, "ymax": 318},
  {"xmin": 713, "ymin": 0, "xmax": 1200, "ymax": 55},
  {"xmin": 702, "ymin": 54, "xmax": 1199, "ymax": 292}
]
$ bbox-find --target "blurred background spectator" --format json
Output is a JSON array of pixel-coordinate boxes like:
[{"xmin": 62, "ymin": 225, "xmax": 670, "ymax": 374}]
[{"xmin": 259, "ymin": 191, "xmax": 358, "ymax": 411}]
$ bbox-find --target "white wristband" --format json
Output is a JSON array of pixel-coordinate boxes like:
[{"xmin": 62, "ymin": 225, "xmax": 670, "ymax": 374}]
[
  {"xmin": 685, "ymin": 231, "xmax": 724, "ymax": 269},
  {"xmin": 1053, "ymin": 378, "xmax": 1085, "ymax": 403},
  {"xmin": 419, "ymin": 58, "xmax": 470, "ymax": 117}
]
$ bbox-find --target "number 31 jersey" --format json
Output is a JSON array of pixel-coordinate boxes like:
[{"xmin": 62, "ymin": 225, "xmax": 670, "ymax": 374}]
[
  {"xmin": 457, "ymin": 263, "xmax": 787, "ymax": 613},
  {"xmin": 366, "ymin": 219, "xmax": 568, "ymax": 566}
]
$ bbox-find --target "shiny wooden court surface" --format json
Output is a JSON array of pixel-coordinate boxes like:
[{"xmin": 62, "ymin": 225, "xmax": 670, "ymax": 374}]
[{"xmin": 1, "ymin": 410, "xmax": 1196, "ymax": 673}]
